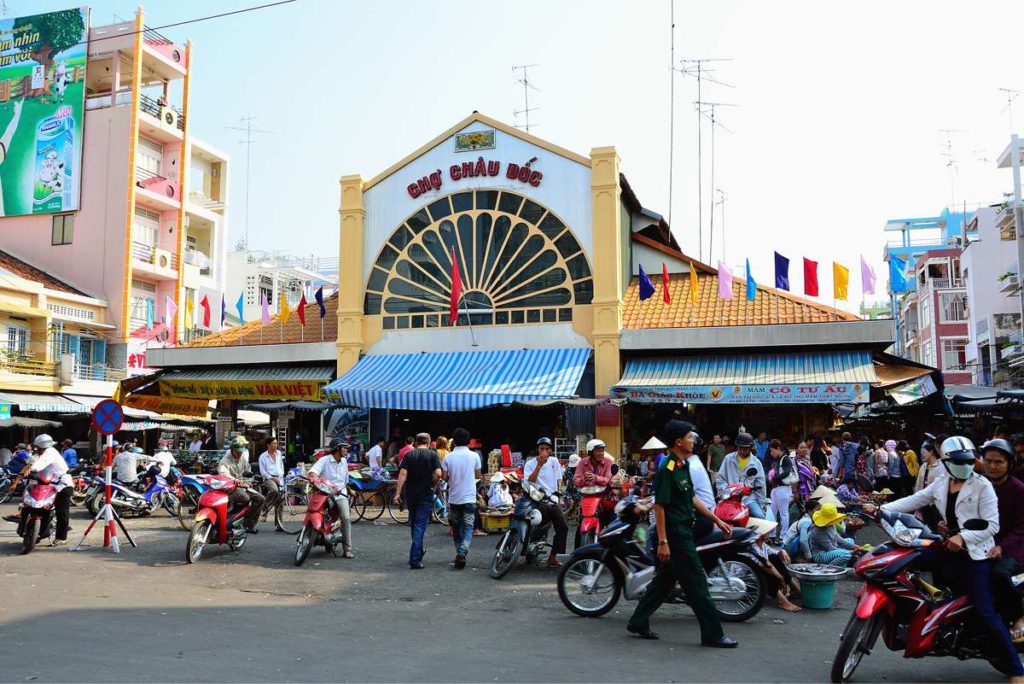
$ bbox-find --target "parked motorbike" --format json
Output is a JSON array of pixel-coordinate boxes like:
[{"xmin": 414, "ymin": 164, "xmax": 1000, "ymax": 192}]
[
  {"xmin": 176, "ymin": 473, "xmax": 214, "ymax": 530},
  {"xmin": 294, "ymin": 475, "xmax": 346, "ymax": 566},
  {"xmin": 831, "ymin": 510, "xmax": 1014, "ymax": 682},
  {"xmin": 88, "ymin": 474, "xmax": 178, "ymax": 517},
  {"xmin": 557, "ymin": 495, "xmax": 766, "ymax": 622},
  {"xmin": 16, "ymin": 472, "xmax": 57, "ymax": 554},
  {"xmin": 489, "ymin": 480, "xmax": 557, "ymax": 579},
  {"xmin": 185, "ymin": 476, "xmax": 255, "ymax": 563}
]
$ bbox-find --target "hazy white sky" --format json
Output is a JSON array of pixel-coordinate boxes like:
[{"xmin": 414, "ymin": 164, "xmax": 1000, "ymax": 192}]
[{"xmin": 23, "ymin": 0, "xmax": 1024, "ymax": 307}]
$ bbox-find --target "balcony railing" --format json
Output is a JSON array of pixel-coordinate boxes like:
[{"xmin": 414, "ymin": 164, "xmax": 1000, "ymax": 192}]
[
  {"xmin": 184, "ymin": 248, "xmax": 212, "ymax": 276},
  {"xmin": 131, "ymin": 241, "xmax": 179, "ymax": 270},
  {"xmin": 71, "ymin": 362, "xmax": 127, "ymax": 383},
  {"xmin": 0, "ymin": 355, "xmax": 56, "ymax": 378},
  {"xmin": 143, "ymin": 25, "xmax": 174, "ymax": 46},
  {"xmin": 188, "ymin": 191, "xmax": 224, "ymax": 212},
  {"xmin": 138, "ymin": 93, "xmax": 185, "ymax": 131}
]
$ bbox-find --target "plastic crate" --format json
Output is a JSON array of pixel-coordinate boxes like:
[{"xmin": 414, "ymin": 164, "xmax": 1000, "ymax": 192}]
[
  {"xmin": 480, "ymin": 514, "xmax": 510, "ymax": 533},
  {"xmin": 799, "ymin": 579, "xmax": 839, "ymax": 609}
]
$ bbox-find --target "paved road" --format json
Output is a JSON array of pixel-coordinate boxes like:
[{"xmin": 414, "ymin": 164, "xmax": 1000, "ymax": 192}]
[{"xmin": 0, "ymin": 503, "xmax": 1002, "ymax": 683}]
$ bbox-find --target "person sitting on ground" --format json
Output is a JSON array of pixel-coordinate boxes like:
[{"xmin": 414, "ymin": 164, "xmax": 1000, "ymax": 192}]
[
  {"xmin": 716, "ymin": 431, "xmax": 771, "ymax": 520},
  {"xmin": 808, "ymin": 502, "xmax": 863, "ymax": 567},
  {"xmin": 487, "ymin": 471, "xmax": 513, "ymax": 508},
  {"xmin": 749, "ymin": 517, "xmax": 801, "ymax": 612},
  {"xmin": 981, "ymin": 439, "xmax": 1024, "ymax": 642},
  {"xmin": 782, "ymin": 499, "xmax": 821, "ymax": 561},
  {"xmin": 308, "ymin": 439, "xmax": 354, "ymax": 558},
  {"xmin": 836, "ymin": 476, "xmax": 864, "ymax": 505}
]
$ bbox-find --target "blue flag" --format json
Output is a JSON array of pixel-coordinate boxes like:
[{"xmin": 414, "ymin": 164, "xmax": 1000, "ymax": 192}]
[
  {"xmin": 774, "ymin": 252, "xmax": 790, "ymax": 291},
  {"xmin": 145, "ymin": 298, "xmax": 154, "ymax": 330},
  {"xmin": 235, "ymin": 292, "xmax": 245, "ymax": 325},
  {"xmin": 315, "ymin": 286, "xmax": 326, "ymax": 319},
  {"xmin": 745, "ymin": 259, "xmax": 756, "ymax": 301},
  {"xmin": 889, "ymin": 256, "xmax": 910, "ymax": 293},
  {"xmin": 638, "ymin": 265, "xmax": 655, "ymax": 301}
]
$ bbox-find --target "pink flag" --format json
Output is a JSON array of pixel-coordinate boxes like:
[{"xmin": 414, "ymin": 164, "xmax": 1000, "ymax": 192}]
[
  {"xmin": 860, "ymin": 255, "xmax": 876, "ymax": 295},
  {"xmin": 717, "ymin": 261, "xmax": 734, "ymax": 300},
  {"xmin": 260, "ymin": 291, "xmax": 271, "ymax": 325},
  {"xmin": 164, "ymin": 295, "xmax": 177, "ymax": 333}
]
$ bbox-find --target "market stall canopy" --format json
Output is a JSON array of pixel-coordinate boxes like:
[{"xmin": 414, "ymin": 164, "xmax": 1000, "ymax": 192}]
[
  {"xmin": 944, "ymin": 384, "xmax": 997, "ymax": 402},
  {"xmin": 0, "ymin": 391, "xmax": 90, "ymax": 413},
  {"xmin": 324, "ymin": 348, "xmax": 592, "ymax": 411},
  {"xmin": 0, "ymin": 416, "xmax": 60, "ymax": 428},
  {"xmin": 611, "ymin": 351, "xmax": 876, "ymax": 404},
  {"xmin": 237, "ymin": 410, "xmax": 271, "ymax": 426}
]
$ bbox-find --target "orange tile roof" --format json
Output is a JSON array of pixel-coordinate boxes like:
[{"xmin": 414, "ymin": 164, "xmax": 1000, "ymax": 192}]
[
  {"xmin": 0, "ymin": 249, "xmax": 87, "ymax": 296},
  {"xmin": 622, "ymin": 272, "xmax": 859, "ymax": 329},
  {"xmin": 186, "ymin": 291, "xmax": 338, "ymax": 347}
]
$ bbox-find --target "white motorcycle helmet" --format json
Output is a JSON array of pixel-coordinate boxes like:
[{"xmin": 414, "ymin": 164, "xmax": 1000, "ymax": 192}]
[
  {"xmin": 940, "ymin": 435, "xmax": 977, "ymax": 481},
  {"xmin": 33, "ymin": 433, "xmax": 55, "ymax": 449},
  {"xmin": 586, "ymin": 438, "xmax": 606, "ymax": 454}
]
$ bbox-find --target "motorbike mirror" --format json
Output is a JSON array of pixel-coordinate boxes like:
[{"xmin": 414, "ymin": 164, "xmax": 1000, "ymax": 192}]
[
  {"xmin": 962, "ymin": 519, "xmax": 989, "ymax": 532},
  {"xmin": 745, "ymin": 468, "xmax": 759, "ymax": 477}
]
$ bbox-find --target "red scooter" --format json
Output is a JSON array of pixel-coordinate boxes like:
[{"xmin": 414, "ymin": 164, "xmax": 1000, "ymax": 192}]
[
  {"xmin": 576, "ymin": 485, "xmax": 618, "ymax": 548},
  {"xmin": 715, "ymin": 481, "xmax": 753, "ymax": 526},
  {"xmin": 831, "ymin": 509, "xmax": 1017, "ymax": 682},
  {"xmin": 294, "ymin": 475, "xmax": 344, "ymax": 566},
  {"xmin": 17, "ymin": 471, "xmax": 58, "ymax": 554},
  {"xmin": 185, "ymin": 476, "xmax": 254, "ymax": 563}
]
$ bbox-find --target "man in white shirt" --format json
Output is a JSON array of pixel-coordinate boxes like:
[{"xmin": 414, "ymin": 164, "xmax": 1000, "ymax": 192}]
[
  {"xmin": 188, "ymin": 433, "xmax": 203, "ymax": 452},
  {"xmin": 309, "ymin": 439, "xmax": 353, "ymax": 558},
  {"xmin": 686, "ymin": 434, "xmax": 717, "ymax": 540},
  {"xmin": 18, "ymin": 434, "xmax": 73, "ymax": 545},
  {"xmin": 113, "ymin": 447, "xmax": 142, "ymax": 486},
  {"xmin": 258, "ymin": 436, "xmax": 285, "ymax": 510},
  {"xmin": 441, "ymin": 427, "xmax": 482, "ymax": 568},
  {"xmin": 366, "ymin": 436, "xmax": 386, "ymax": 473},
  {"xmin": 523, "ymin": 436, "xmax": 568, "ymax": 568},
  {"xmin": 145, "ymin": 444, "xmax": 177, "ymax": 486}
]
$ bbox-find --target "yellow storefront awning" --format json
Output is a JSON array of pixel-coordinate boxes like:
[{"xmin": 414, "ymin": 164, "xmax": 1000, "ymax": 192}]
[{"xmin": 158, "ymin": 365, "xmax": 335, "ymax": 401}]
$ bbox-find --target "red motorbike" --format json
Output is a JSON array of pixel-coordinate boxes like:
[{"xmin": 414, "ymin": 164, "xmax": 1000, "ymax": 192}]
[
  {"xmin": 185, "ymin": 475, "xmax": 254, "ymax": 563},
  {"xmin": 715, "ymin": 481, "xmax": 752, "ymax": 526},
  {"xmin": 576, "ymin": 485, "xmax": 618, "ymax": 548},
  {"xmin": 294, "ymin": 475, "xmax": 345, "ymax": 566},
  {"xmin": 831, "ymin": 509, "xmax": 1018, "ymax": 682},
  {"xmin": 17, "ymin": 472, "xmax": 58, "ymax": 554}
]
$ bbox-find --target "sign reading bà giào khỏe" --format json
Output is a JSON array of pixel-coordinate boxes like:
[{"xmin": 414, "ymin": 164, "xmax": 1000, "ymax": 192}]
[
  {"xmin": 407, "ymin": 157, "xmax": 543, "ymax": 198},
  {"xmin": 610, "ymin": 383, "xmax": 870, "ymax": 405},
  {"xmin": 158, "ymin": 377, "xmax": 325, "ymax": 401}
]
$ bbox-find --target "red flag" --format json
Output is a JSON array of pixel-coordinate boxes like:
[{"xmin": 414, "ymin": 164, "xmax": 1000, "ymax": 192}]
[
  {"xmin": 297, "ymin": 293, "xmax": 307, "ymax": 326},
  {"xmin": 449, "ymin": 247, "xmax": 462, "ymax": 326},
  {"xmin": 662, "ymin": 263, "xmax": 671, "ymax": 304},
  {"xmin": 199, "ymin": 295, "xmax": 211, "ymax": 327},
  {"xmin": 803, "ymin": 257, "xmax": 819, "ymax": 297}
]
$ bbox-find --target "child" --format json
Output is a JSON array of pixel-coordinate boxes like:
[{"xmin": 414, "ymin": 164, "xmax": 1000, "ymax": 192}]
[
  {"xmin": 836, "ymin": 476, "xmax": 863, "ymax": 505},
  {"xmin": 809, "ymin": 503, "xmax": 863, "ymax": 567},
  {"xmin": 749, "ymin": 517, "xmax": 801, "ymax": 612},
  {"xmin": 782, "ymin": 499, "xmax": 820, "ymax": 561}
]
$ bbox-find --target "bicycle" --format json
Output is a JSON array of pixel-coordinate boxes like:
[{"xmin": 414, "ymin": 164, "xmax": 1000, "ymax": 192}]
[
  {"xmin": 348, "ymin": 470, "xmax": 387, "ymax": 522},
  {"xmin": 386, "ymin": 483, "xmax": 409, "ymax": 524},
  {"xmin": 256, "ymin": 476, "xmax": 304, "ymax": 534}
]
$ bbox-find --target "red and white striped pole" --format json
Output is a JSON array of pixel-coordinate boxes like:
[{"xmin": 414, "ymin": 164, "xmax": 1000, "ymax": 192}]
[{"xmin": 103, "ymin": 434, "xmax": 119, "ymax": 552}]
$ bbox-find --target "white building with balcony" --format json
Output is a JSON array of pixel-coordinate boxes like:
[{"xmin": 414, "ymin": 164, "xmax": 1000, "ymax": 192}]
[{"xmin": 224, "ymin": 250, "xmax": 337, "ymax": 326}]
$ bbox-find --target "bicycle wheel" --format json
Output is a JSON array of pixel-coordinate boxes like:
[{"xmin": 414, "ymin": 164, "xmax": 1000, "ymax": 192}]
[
  {"xmin": 432, "ymin": 489, "xmax": 449, "ymax": 525},
  {"xmin": 387, "ymin": 490, "xmax": 410, "ymax": 524},
  {"xmin": 348, "ymin": 487, "xmax": 365, "ymax": 523},
  {"xmin": 361, "ymin": 488, "xmax": 386, "ymax": 521},
  {"xmin": 275, "ymin": 494, "xmax": 304, "ymax": 534}
]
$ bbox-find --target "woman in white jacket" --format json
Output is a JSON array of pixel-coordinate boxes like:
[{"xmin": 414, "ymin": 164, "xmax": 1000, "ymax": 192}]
[{"xmin": 865, "ymin": 436, "xmax": 1022, "ymax": 680}]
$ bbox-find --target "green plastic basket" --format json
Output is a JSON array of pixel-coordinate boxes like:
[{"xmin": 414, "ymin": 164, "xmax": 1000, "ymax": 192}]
[{"xmin": 799, "ymin": 579, "xmax": 838, "ymax": 609}]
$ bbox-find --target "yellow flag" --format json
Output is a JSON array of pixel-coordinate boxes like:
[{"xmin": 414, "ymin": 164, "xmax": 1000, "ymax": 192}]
[
  {"xmin": 279, "ymin": 288, "xmax": 290, "ymax": 324},
  {"xmin": 689, "ymin": 262, "xmax": 698, "ymax": 304},
  {"xmin": 833, "ymin": 262, "xmax": 849, "ymax": 301},
  {"xmin": 184, "ymin": 295, "xmax": 193, "ymax": 330}
]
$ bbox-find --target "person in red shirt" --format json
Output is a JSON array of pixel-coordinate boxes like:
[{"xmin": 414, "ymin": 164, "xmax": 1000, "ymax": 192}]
[
  {"xmin": 397, "ymin": 436, "xmax": 414, "ymax": 466},
  {"xmin": 573, "ymin": 439, "xmax": 613, "ymax": 489}
]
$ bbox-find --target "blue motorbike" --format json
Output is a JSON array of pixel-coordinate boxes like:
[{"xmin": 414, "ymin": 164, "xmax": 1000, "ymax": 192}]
[
  {"xmin": 88, "ymin": 473, "xmax": 178, "ymax": 518},
  {"xmin": 175, "ymin": 472, "xmax": 213, "ymax": 530}
]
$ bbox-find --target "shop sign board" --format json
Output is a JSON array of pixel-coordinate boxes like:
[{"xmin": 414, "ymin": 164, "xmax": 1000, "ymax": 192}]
[
  {"xmin": 611, "ymin": 383, "xmax": 870, "ymax": 405},
  {"xmin": 888, "ymin": 375, "xmax": 938, "ymax": 406},
  {"xmin": 123, "ymin": 393, "xmax": 209, "ymax": 418},
  {"xmin": 0, "ymin": 402, "xmax": 11, "ymax": 419},
  {"xmin": 0, "ymin": 8, "xmax": 89, "ymax": 216},
  {"xmin": 158, "ymin": 378, "xmax": 324, "ymax": 401}
]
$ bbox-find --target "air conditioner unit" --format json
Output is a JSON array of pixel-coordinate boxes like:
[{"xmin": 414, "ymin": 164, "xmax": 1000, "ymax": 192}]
[
  {"xmin": 159, "ymin": 105, "xmax": 177, "ymax": 129},
  {"xmin": 152, "ymin": 248, "xmax": 172, "ymax": 270}
]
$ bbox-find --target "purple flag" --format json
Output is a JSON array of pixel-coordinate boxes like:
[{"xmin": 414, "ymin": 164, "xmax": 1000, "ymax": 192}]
[
  {"xmin": 260, "ymin": 291, "xmax": 271, "ymax": 325},
  {"xmin": 315, "ymin": 286, "xmax": 326, "ymax": 319},
  {"xmin": 718, "ymin": 261, "xmax": 734, "ymax": 300},
  {"xmin": 861, "ymin": 255, "xmax": 876, "ymax": 295},
  {"xmin": 774, "ymin": 252, "xmax": 790, "ymax": 291},
  {"xmin": 638, "ymin": 265, "xmax": 655, "ymax": 301}
]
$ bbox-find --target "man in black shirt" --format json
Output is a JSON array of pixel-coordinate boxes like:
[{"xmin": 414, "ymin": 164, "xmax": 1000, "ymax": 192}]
[{"xmin": 393, "ymin": 432, "xmax": 442, "ymax": 569}]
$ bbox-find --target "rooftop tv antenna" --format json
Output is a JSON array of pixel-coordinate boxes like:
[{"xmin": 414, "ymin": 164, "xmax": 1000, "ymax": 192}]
[
  {"xmin": 226, "ymin": 114, "xmax": 274, "ymax": 250},
  {"xmin": 512, "ymin": 64, "xmax": 540, "ymax": 134},
  {"xmin": 679, "ymin": 57, "xmax": 732, "ymax": 262},
  {"xmin": 695, "ymin": 100, "xmax": 737, "ymax": 265},
  {"xmin": 999, "ymin": 87, "xmax": 1023, "ymax": 133},
  {"xmin": 939, "ymin": 128, "xmax": 966, "ymax": 213},
  {"xmin": 714, "ymin": 188, "xmax": 727, "ymax": 262}
]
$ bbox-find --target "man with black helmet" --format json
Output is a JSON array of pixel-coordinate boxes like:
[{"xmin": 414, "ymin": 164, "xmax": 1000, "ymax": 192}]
[
  {"xmin": 523, "ymin": 436, "xmax": 568, "ymax": 568},
  {"xmin": 309, "ymin": 438, "xmax": 354, "ymax": 558},
  {"xmin": 627, "ymin": 419, "xmax": 738, "ymax": 648}
]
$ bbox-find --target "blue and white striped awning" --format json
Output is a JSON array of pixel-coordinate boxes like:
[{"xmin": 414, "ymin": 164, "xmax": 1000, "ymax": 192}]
[
  {"xmin": 324, "ymin": 348, "xmax": 591, "ymax": 411},
  {"xmin": 612, "ymin": 351, "xmax": 878, "ymax": 404}
]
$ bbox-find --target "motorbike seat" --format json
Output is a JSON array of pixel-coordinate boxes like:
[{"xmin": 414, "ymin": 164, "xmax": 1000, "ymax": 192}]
[{"xmin": 695, "ymin": 525, "xmax": 754, "ymax": 547}]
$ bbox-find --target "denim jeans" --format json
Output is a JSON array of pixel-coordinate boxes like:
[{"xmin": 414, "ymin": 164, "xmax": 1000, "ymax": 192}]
[
  {"xmin": 449, "ymin": 502, "xmax": 476, "ymax": 557},
  {"xmin": 408, "ymin": 497, "xmax": 432, "ymax": 567}
]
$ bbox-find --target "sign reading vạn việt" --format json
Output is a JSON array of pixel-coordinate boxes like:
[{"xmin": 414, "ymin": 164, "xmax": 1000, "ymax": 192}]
[
  {"xmin": 610, "ymin": 383, "xmax": 871, "ymax": 405},
  {"xmin": 158, "ymin": 378, "xmax": 325, "ymax": 401},
  {"xmin": 0, "ymin": 8, "xmax": 89, "ymax": 217}
]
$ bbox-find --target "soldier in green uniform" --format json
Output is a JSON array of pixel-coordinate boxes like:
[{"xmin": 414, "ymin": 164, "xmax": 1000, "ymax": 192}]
[{"xmin": 627, "ymin": 420, "xmax": 739, "ymax": 648}]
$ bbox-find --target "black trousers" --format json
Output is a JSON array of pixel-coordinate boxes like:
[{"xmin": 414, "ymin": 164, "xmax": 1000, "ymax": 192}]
[
  {"xmin": 20, "ymin": 487, "xmax": 72, "ymax": 540},
  {"xmin": 992, "ymin": 556, "xmax": 1024, "ymax": 623},
  {"xmin": 228, "ymin": 487, "xmax": 264, "ymax": 529},
  {"xmin": 535, "ymin": 500, "xmax": 569, "ymax": 554}
]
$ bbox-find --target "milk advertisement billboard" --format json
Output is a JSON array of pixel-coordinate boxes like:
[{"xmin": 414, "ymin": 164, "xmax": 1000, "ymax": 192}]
[{"xmin": 0, "ymin": 7, "xmax": 88, "ymax": 216}]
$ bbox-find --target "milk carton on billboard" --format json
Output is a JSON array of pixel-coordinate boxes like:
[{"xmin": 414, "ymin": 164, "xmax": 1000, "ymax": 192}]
[{"xmin": 32, "ymin": 107, "xmax": 74, "ymax": 213}]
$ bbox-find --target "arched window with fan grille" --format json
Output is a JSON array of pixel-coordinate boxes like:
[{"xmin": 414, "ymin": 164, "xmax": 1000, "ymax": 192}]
[{"xmin": 364, "ymin": 190, "xmax": 593, "ymax": 331}]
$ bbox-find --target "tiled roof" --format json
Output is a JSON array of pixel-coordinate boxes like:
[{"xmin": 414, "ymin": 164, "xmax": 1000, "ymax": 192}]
[
  {"xmin": 186, "ymin": 291, "xmax": 338, "ymax": 347},
  {"xmin": 0, "ymin": 250, "xmax": 87, "ymax": 296},
  {"xmin": 622, "ymin": 272, "xmax": 859, "ymax": 329}
]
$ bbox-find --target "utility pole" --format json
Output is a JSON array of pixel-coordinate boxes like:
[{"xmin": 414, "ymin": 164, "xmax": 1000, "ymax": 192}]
[
  {"xmin": 512, "ymin": 64, "xmax": 539, "ymax": 134},
  {"xmin": 668, "ymin": 0, "xmax": 675, "ymax": 227},
  {"xmin": 715, "ymin": 188, "xmax": 727, "ymax": 261},
  {"xmin": 999, "ymin": 87, "xmax": 1023, "ymax": 135},
  {"xmin": 680, "ymin": 58, "xmax": 731, "ymax": 261},
  {"xmin": 226, "ymin": 115, "xmax": 273, "ymax": 250},
  {"xmin": 694, "ymin": 100, "xmax": 737, "ymax": 265},
  {"xmin": 939, "ymin": 128, "xmax": 966, "ymax": 221}
]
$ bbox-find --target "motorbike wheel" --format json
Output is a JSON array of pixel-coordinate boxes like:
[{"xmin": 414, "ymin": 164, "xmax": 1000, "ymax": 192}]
[
  {"xmin": 177, "ymin": 489, "xmax": 199, "ymax": 531},
  {"xmin": 0, "ymin": 480, "xmax": 13, "ymax": 506},
  {"xmin": 295, "ymin": 523, "xmax": 315, "ymax": 566},
  {"xmin": 162, "ymin": 492, "xmax": 179, "ymax": 516},
  {"xmin": 831, "ymin": 613, "xmax": 877, "ymax": 683},
  {"xmin": 186, "ymin": 520, "xmax": 212, "ymax": 564},
  {"xmin": 71, "ymin": 484, "xmax": 87, "ymax": 507},
  {"xmin": 89, "ymin": 492, "xmax": 106, "ymax": 516},
  {"xmin": 707, "ymin": 554, "xmax": 765, "ymax": 622},
  {"xmin": 21, "ymin": 517, "xmax": 38, "ymax": 555},
  {"xmin": 557, "ymin": 552, "xmax": 621, "ymax": 617},
  {"xmin": 489, "ymin": 529, "xmax": 522, "ymax": 580}
]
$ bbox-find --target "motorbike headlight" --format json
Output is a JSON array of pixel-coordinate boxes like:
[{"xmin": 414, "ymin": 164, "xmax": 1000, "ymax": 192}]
[
  {"xmin": 891, "ymin": 520, "xmax": 922, "ymax": 547},
  {"xmin": 529, "ymin": 487, "xmax": 544, "ymax": 502}
]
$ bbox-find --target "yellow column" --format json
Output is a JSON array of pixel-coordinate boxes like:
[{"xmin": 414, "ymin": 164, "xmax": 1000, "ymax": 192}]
[
  {"xmin": 590, "ymin": 147, "xmax": 623, "ymax": 452},
  {"xmin": 337, "ymin": 175, "xmax": 365, "ymax": 376}
]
